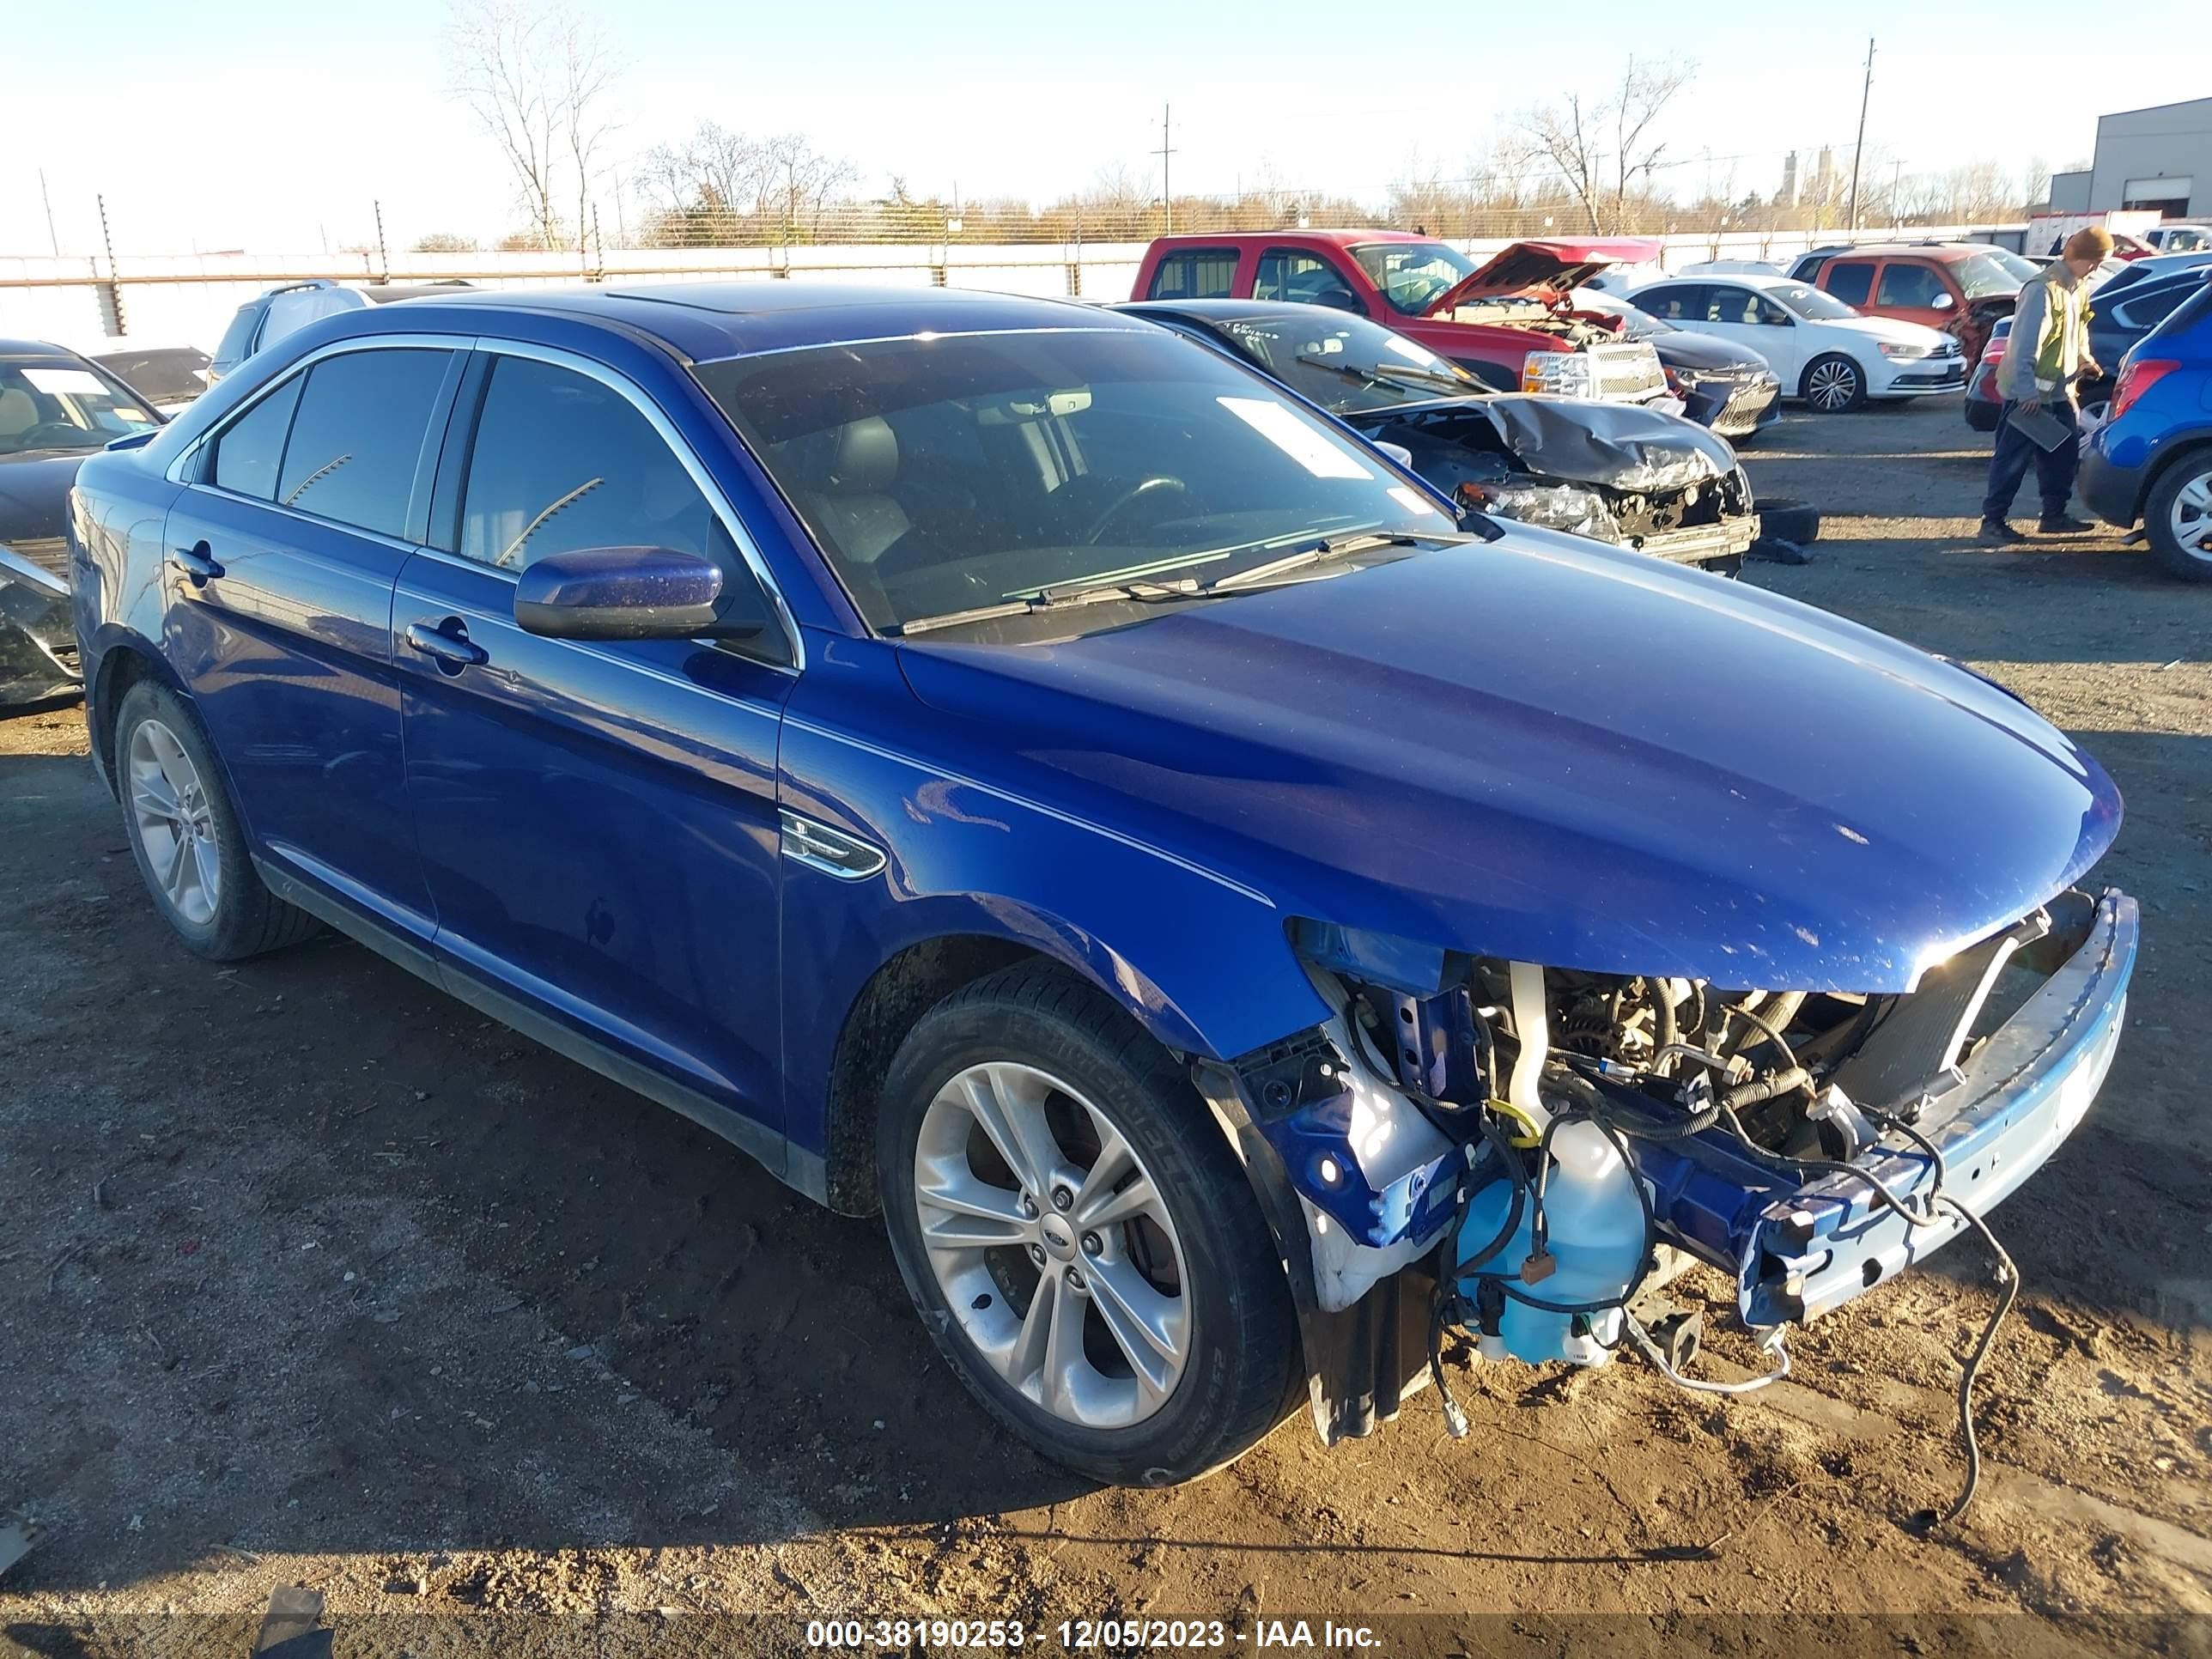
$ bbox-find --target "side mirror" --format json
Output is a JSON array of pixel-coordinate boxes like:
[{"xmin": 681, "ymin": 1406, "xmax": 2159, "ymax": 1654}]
[
  {"xmin": 1372, "ymin": 440, "xmax": 1416, "ymax": 471},
  {"xmin": 1934, "ymin": 292, "xmax": 1957, "ymax": 311},
  {"xmin": 514, "ymin": 545, "xmax": 728, "ymax": 641}
]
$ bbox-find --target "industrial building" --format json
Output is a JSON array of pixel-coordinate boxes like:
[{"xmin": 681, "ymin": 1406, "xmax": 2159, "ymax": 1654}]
[{"xmin": 2048, "ymin": 95, "xmax": 2212, "ymax": 216}]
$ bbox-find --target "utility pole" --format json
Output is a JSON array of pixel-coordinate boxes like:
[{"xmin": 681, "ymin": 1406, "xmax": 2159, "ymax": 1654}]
[
  {"xmin": 1152, "ymin": 104, "xmax": 1176, "ymax": 236},
  {"xmin": 38, "ymin": 169, "xmax": 59, "ymax": 258},
  {"xmin": 1891, "ymin": 159, "xmax": 1904, "ymax": 228},
  {"xmin": 1846, "ymin": 37, "xmax": 1875, "ymax": 231},
  {"xmin": 374, "ymin": 198, "xmax": 390, "ymax": 283}
]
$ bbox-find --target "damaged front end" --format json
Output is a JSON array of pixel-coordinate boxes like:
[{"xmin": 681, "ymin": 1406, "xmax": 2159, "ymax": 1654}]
[
  {"xmin": 0, "ymin": 538, "xmax": 82, "ymax": 707},
  {"xmin": 1198, "ymin": 891, "xmax": 2135, "ymax": 1444},
  {"xmin": 1357, "ymin": 396, "xmax": 1759, "ymax": 569}
]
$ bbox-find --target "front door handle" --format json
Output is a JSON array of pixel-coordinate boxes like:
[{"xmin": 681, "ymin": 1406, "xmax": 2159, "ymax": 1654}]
[
  {"xmin": 404, "ymin": 617, "xmax": 489, "ymax": 672},
  {"xmin": 169, "ymin": 542, "xmax": 223, "ymax": 586}
]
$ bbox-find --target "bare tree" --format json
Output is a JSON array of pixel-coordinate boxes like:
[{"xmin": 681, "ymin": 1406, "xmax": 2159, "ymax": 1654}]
[
  {"xmin": 1505, "ymin": 57, "xmax": 1692, "ymax": 234},
  {"xmin": 447, "ymin": 0, "xmax": 618, "ymax": 251}
]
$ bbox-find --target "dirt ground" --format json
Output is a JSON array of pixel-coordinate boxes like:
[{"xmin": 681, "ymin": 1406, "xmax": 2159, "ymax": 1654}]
[{"xmin": 3, "ymin": 399, "xmax": 2210, "ymax": 1658}]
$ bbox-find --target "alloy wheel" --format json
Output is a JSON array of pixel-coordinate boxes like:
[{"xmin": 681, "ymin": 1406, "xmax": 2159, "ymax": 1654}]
[
  {"xmin": 126, "ymin": 718, "xmax": 222, "ymax": 926},
  {"xmin": 1807, "ymin": 360, "xmax": 1859, "ymax": 411},
  {"xmin": 2168, "ymin": 470, "xmax": 2212, "ymax": 566},
  {"xmin": 912, "ymin": 1060, "xmax": 1191, "ymax": 1430}
]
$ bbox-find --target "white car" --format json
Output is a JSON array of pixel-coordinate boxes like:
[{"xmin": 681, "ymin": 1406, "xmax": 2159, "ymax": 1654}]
[
  {"xmin": 2142, "ymin": 224, "xmax": 2212, "ymax": 254},
  {"xmin": 1626, "ymin": 272, "xmax": 1965, "ymax": 411}
]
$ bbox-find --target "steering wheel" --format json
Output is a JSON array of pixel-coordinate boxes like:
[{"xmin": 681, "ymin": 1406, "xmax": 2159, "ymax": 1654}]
[{"xmin": 1083, "ymin": 476, "xmax": 1192, "ymax": 545}]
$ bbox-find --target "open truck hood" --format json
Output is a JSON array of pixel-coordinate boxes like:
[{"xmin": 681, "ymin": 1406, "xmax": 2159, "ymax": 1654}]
[
  {"xmin": 896, "ymin": 537, "xmax": 2118, "ymax": 993},
  {"xmin": 1426, "ymin": 238, "xmax": 1664, "ymax": 316}
]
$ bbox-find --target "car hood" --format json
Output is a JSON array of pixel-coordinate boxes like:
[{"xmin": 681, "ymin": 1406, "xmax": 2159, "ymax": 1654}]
[
  {"xmin": 1427, "ymin": 239, "xmax": 1664, "ymax": 314},
  {"xmin": 1647, "ymin": 330, "xmax": 1773, "ymax": 374},
  {"xmin": 1824, "ymin": 312, "xmax": 1954, "ymax": 348},
  {"xmin": 1344, "ymin": 394, "xmax": 1736, "ymax": 493},
  {"xmin": 0, "ymin": 451, "xmax": 88, "ymax": 545},
  {"xmin": 896, "ymin": 538, "xmax": 2118, "ymax": 992}
]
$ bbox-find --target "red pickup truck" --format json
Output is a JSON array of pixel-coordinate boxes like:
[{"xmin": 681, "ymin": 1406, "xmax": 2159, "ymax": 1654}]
[{"xmin": 1131, "ymin": 230, "xmax": 1672, "ymax": 407}]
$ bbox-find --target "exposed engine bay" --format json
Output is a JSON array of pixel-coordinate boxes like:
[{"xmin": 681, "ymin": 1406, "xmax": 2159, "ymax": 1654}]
[
  {"xmin": 1443, "ymin": 298, "xmax": 1629, "ymax": 349},
  {"xmin": 1210, "ymin": 888, "xmax": 2136, "ymax": 1523},
  {"xmin": 1356, "ymin": 399, "xmax": 1759, "ymax": 565}
]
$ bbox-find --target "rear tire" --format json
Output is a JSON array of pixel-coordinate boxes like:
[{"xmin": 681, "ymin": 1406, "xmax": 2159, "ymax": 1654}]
[
  {"xmin": 2143, "ymin": 451, "xmax": 2212, "ymax": 583},
  {"xmin": 877, "ymin": 963, "xmax": 1299, "ymax": 1486},
  {"xmin": 1801, "ymin": 354, "xmax": 1868, "ymax": 412},
  {"xmin": 113, "ymin": 680, "xmax": 319, "ymax": 960}
]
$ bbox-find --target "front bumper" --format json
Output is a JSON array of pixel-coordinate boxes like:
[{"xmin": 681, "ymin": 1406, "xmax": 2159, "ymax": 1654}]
[
  {"xmin": 1881, "ymin": 360, "xmax": 1969, "ymax": 397},
  {"xmin": 2078, "ymin": 446, "xmax": 2145, "ymax": 528},
  {"xmin": 1628, "ymin": 888, "xmax": 2135, "ymax": 1328},
  {"xmin": 1631, "ymin": 510, "xmax": 1760, "ymax": 567}
]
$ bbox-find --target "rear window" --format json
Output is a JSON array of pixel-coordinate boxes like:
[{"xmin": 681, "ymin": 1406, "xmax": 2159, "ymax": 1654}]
[
  {"xmin": 91, "ymin": 346, "xmax": 211, "ymax": 404},
  {"xmin": 1825, "ymin": 261, "xmax": 1876, "ymax": 307},
  {"xmin": 1146, "ymin": 248, "xmax": 1239, "ymax": 301}
]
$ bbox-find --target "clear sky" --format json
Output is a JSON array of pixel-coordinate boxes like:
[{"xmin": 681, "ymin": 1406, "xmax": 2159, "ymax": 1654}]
[{"xmin": 7, "ymin": 0, "xmax": 2209, "ymax": 256}]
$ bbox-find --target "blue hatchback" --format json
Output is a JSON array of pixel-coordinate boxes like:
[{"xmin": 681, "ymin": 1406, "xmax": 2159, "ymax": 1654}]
[
  {"xmin": 2081, "ymin": 276, "xmax": 2212, "ymax": 580},
  {"xmin": 70, "ymin": 284, "xmax": 2135, "ymax": 1484}
]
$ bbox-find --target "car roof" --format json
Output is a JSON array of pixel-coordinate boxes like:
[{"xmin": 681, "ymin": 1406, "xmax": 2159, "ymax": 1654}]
[
  {"xmin": 0, "ymin": 337, "xmax": 94, "ymax": 362},
  {"xmin": 1119, "ymin": 297, "xmax": 1360, "ymax": 323},
  {"xmin": 330, "ymin": 281, "xmax": 1158, "ymax": 362},
  {"xmin": 1644, "ymin": 271, "xmax": 1795, "ymax": 290},
  {"xmin": 1806, "ymin": 243, "xmax": 1983, "ymax": 263},
  {"xmin": 1144, "ymin": 228, "xmax": 1433, "ymax": 251}
]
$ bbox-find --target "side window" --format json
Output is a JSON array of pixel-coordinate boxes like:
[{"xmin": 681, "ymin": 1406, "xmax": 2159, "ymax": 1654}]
[
  {"xmin": 1704, "ymin": 287, "xmax": 1761, "ymax": 325},
  {"xmin": 274, "ymin": 349, "xmax": 452, "ymax": 538},
  {"xmin": 1638, "ymin": 284, "xmax": 1704, "ymax": 321},
  {"xmin": 1146, "ymin": 248, "xmax": 1239, "ymax": 301},
  {"xmin": 1825, "ymin": 261, "xmax": 1876, "ymax": 307},
  {"xmin": 210, "ymin": 375, "xmax": 305, "ymax": 500},
  {"xmin": 1753, "ymin": 295, "xmax": 1793, "ymax": 326},
  {"xmin": 1253, "ymin": 249, "xmax": 1361, "ymax": 311},
  {"xmin": 2115, "ymin": 286, "xmax": 2191, "ymax": 329},
  {"xmin": 457, "ymin": 355, "xmax": 781, "ymax": 643},
  {"xmin": 1875, "ymin": 262, "xmax": 1948, "ymax": 308}
]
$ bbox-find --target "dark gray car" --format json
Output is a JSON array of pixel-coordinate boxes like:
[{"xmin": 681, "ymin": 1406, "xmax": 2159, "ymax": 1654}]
[{"xmin": 0, "ymin": 340, "xmax": 164, "ymax": 706}]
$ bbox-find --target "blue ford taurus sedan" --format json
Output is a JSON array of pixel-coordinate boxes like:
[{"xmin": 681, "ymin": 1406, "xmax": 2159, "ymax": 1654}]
[{"xmin": 68, "ymin": 284, "xmax": 2135, "ymax": 1485}]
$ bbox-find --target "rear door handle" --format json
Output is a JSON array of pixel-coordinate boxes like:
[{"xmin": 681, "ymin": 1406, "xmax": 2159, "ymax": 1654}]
[
  {"xmin": 404, "ymin": 617, "xmax": 489, "ymax": 672},
  {"xmin": 169, "ymin": 542, "xmax": 223, "ymax": 585}
]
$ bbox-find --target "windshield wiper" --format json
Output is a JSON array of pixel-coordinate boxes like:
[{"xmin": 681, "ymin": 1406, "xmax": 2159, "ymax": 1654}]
[
  {"xmin": 891, "ymin": 576, "xmax": 1203, "ymax": 637},
  {"xmin": 891, "ymin": 531, "xmax": 1474, "ymax": 635},
  {"xmin": 1202, "ymin": 530, "xmax": 1473, "ymax": 594}
]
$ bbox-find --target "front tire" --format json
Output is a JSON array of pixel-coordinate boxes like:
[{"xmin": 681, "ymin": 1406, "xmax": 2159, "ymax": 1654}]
[
  {"xmin": 114, "ymin": 680, "xmax": 319, "ymax": 959},
  {"xmin": 2144, "ymin": 452, "xmax": 2212, "ymax": 582},
  {"xmin": 1801, "ymin": 353, "xmax": 1868, "ymax": 412},
  {"xmin": 878, "ymin": 963, "xmax": 1299, "ymax": 1486}
]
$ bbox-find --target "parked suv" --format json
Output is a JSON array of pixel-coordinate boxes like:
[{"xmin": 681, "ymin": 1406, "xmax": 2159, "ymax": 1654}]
[
  {"xmin": 1133, "ymin": 232, "xmax": 1672, "ymax": 409},
  {"xmin": 208, "ymin": 279, "xmax": 474, "ymax": 381},
  {"xmin": 70, "ymin": 284, "xmax": 2135, "ymax": 1486},
  {"xmin": 1789, "ymin": 243, "xmax": 2033, "ymax": 367},
  {"xmin": 2080, "ymin": 278, "xmax": 2212, "ymax": 580}
]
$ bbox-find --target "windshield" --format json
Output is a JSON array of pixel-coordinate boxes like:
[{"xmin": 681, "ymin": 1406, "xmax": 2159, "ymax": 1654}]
[
  {"xmin": 0, "ymin": 358, "xmax": 160, "ymax": 455},
  {"xmin": 1954, "ymin": 252, "xmax": 2029, "ymax": 299},
  {"xmin": 697, "ymin": 328, "xmax": 1455, "ymax": 632},
  {"xmin": 1212, "ymin": 313, "xmax": 1486, "ymax": 412},
  {"xmin": 1351, "ymin": 241, "xmax": 1480, "ymax": 316},
  {"xmin": 1979, "ymin": 248, "xmax": 2040, "ymax": 283},
  {"xmin": 1768, "ymin": 282, "xmax": 1861, "ymax": 320}
]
